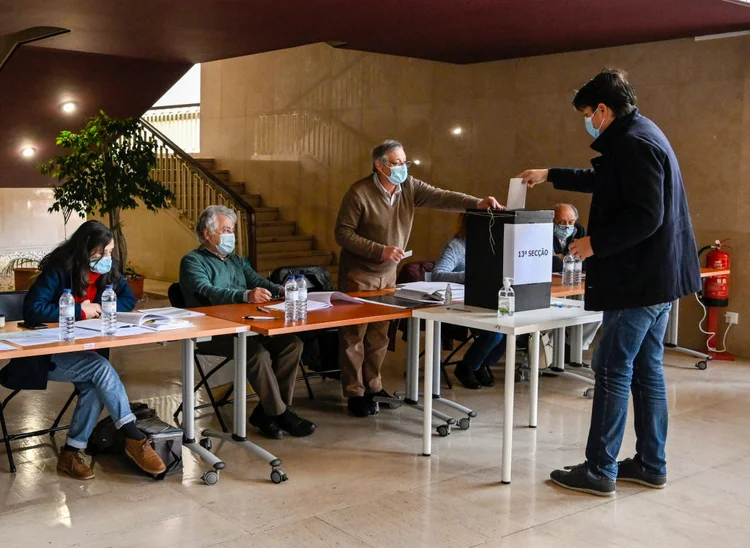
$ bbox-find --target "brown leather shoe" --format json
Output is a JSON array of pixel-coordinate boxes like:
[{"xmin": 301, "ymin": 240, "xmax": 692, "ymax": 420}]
[
  {"xmin": 125, "ymin": 438, "xmax": 167, "ymax": 475},
  {"xmin": 57, "ymin": 449, "xmax": 95, "ymax": 480}
]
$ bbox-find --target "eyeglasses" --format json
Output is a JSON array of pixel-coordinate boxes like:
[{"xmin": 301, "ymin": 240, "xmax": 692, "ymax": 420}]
[{"xmin": 383, "ymin": 160, "xmax": 412, "ymax": 168}]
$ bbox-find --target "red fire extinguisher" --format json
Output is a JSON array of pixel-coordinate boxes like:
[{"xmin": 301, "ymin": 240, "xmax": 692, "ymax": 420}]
[{"xmin": 698, "ymin": 239, "xmax": 732, "ymax": 359}]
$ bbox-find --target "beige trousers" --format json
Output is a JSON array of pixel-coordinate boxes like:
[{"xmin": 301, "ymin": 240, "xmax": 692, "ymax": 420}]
[{"xmin": 338, "ymin": 266, "xmax": 397, "ymax": 398}]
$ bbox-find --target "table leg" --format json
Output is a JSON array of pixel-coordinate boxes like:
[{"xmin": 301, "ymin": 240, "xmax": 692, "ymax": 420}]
[
  {"xmin": 233, "ymin": 331, "xmax": 247, "ymax": 440},
  {"xmin": 407, "ymin": 317, "xmax": 420, "ymax": 403},
  {"xmin": 553, "ymin": 327, "xmax": 565, "ymax": 370},
  {"xmin": 181, "ymin": 338, "xmax": 225, "ymax": 474},
  {"xmin": 529, "ymin": 331, "xmax": 540, "ymax": 428},
  {"xmin": 570, "ymin": 324, "xmax": 583, "ymax": 366},
  {"xmin": 200, "ymin": 331, "xmax": 286, "ymax": 484},
  {"xmin": 422, "ymin": 319, "xmax": 435, "ymax": 456},
  {"xmin": 502, "ymin": 333, "xmax": 516, "ymax": 484}
]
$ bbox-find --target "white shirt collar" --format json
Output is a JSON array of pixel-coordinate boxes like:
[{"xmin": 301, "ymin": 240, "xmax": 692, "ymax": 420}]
[{"xmin": 373, "ymin": 172, "xmax": 402, "ymax": 206}]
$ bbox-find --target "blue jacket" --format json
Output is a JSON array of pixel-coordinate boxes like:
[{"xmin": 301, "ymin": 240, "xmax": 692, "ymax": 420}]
[
  {"xmin": 23, "ymin": 267, "xmax": 136, "ymax": 323},
  {"xmin": 548, "ymin": 109, "xmax": 701, "ymax": 311},
  {"xmin": 0, "ymin": 268, "xmax": 135, "ymax": 390}
]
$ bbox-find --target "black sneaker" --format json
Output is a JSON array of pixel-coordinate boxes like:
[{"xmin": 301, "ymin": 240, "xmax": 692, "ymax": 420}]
[
  {"xmin": 249, "ymin": 404, "xmax": 283, "ymax": 439},
  {"xmin": 550, "ymin": 463, "xmax": 616, "ymax": 497},
  {"xmin": 367, "ymin": 389, "xmax": 399, "ymax": 410},
  {"xmin": 454, "ymin": 363, "xmax": 481, "ymax": 389},
  {"xmin": 617, "ymin": 458, "xmax": 667, "ymax": 489},
  {"xmin": 475, "ymin": 366, "xmax": 495, "ymax": 387},
  {"xmin": 348, "ymin": 396, "xmax": 378, "ymax": 417},
  {"xmin": 274, "ymin": 408, "xmax": 317, "ymax": 437}
]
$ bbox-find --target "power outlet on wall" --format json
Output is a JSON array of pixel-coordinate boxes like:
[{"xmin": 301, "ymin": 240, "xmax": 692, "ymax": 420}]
[{"xmin": 725, "ymin": 311, "xmax": 739, "ymax": 325}]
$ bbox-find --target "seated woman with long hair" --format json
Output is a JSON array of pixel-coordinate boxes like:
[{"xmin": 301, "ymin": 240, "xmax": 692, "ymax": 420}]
[
  {"xmin": 432, "ymin": 214, "xmax": 505, "ymax": 389},
  {"xmin": 22, "ymin": 220, "xmax": 166, "ymax": 479}
]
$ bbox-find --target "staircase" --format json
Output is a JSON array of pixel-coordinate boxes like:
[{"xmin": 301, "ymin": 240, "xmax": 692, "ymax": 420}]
[{"xmin": 193, "ymin": 158, "xmax": 337, "ymax": 278}]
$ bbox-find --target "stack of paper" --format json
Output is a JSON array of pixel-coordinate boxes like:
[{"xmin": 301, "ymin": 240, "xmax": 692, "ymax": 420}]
[
  {"xmin": 76, "ymin": 310, "xmax": 196, "ymax": 332},
  {"xmin": 264, "ymin": 291, "xmax": 363, "ymax": 312},
  {"xmin": 0, "ymin": 327, "xmax": 99, "ymax": 347},
  {"xmin": 394, "ymin": 282, "xmax": 465, "ymax": 303}
]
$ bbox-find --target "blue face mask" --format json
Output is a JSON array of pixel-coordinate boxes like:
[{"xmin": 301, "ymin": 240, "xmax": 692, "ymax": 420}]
[
  {"xmin": 216, "ymin": 233, "xmax": 235, "ymax": 255},
  {"xmin": 386, "ymin": 164, "xmax": 408, "ymax": 185},
  {"xmin": 585, "ymin": 112, "xmax": 604, "ymax": 139},
  {"xmin": 554, "ymin": 224, "xmax": 576, "ymax": 241},
  {"xmin": 89, "ymin": 256, "xmax": 112, "ymax": 275}
]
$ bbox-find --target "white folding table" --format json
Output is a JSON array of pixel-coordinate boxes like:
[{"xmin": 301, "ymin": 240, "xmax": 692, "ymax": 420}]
[{"xmin": 412, "ymin": 300, "xmax": 602, "ymax": 484}]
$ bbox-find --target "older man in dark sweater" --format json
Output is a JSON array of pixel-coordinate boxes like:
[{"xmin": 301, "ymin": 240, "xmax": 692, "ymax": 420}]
[
  {"xmin": 335, "ymin": 139, "xmax": 501, "ymax": 417},
  {"xmin": 180, "ymin": 205, "xmax": 316, "ymax": 439}
]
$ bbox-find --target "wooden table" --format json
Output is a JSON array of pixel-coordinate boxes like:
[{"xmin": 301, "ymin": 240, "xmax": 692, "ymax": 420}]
[
  {"xmin": 197, "ymin": 290, "xmax": 412, "ymax": 336},
  {"xmin": 0, "ymin": 316, "xmax": 256, "ymax": 484},
  {"xmin": 197, "ymin": 292, "xmax": 468, "ymax": 435}
]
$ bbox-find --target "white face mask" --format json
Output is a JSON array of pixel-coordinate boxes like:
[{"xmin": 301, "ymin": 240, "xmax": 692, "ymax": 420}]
[{"xmin": 214, "ymin": 233, "xmax": 235, "ymax": 255}]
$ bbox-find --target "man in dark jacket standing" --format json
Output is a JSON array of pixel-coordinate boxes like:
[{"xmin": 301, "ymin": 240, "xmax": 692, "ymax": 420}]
[{"xmin": 518, "ymin": 69, "xmax": 701, "ymax": 496}]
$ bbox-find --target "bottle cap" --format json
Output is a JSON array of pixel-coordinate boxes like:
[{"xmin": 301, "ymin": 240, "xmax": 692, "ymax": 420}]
[
  {"xmin": 63, "ymin": 288, "xmax": 72, "ymax": 294},
  {"xmin": 105, "ymin": 284, "xmax": 113, "ymax": 289}
]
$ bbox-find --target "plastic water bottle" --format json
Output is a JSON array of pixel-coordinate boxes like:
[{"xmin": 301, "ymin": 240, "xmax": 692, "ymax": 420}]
[
  {"xmin": 284, "ymin": 275, "xmax": 299, "ymax": 322},
  {"xmin": 572, "ymin": 256, "xmax": 583, "ymax": 287},
  {"xmin": 498, "ymin": 277, "xmax": 515, "ymax": 317},
  {"xmin": 101, "ymin": 284, "xmax": 117, "ymax": 335},
  {"xmin": 296, "ymin": 274, "xmax": 308, "ymax": 321},
  {"xmin": 562, "ymin": 253, "xmax": 576, "ymax": 286},
  {"xmin": 58, "ymin": 289, "xmax": 75, "ymax": 341}
]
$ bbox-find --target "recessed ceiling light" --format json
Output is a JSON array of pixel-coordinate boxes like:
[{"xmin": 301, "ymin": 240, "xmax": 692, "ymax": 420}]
[
  {"xmin": 451, "ymin": 127, "xmax": 463, "ymax": 136},
  {"xmin": 60, "ymin": 101, "xmax": 77, "ymax": 113},
  {"xmin": 21, "ymin": 147, "xmax": 36, "ymax": 158},
  {"xmin": 413, "ymin": 159, "xmax": 421, "ymax": 165}
]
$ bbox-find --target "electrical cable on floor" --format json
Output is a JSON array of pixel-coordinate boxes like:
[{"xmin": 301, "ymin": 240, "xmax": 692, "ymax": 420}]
[{"xmin": 694, "ymin": 293, "xmax": 733, "ymax": 354}]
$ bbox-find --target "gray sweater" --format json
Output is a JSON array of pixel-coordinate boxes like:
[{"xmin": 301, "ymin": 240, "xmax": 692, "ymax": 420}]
[{"xmin": 432, "ymin": 237, "xmax": 466, "ymax": 284}]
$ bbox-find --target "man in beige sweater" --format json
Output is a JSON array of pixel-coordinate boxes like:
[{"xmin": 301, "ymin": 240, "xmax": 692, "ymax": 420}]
[{"xmin": 335, "ymin": 139, "xmax": 502, "ymax": 417}]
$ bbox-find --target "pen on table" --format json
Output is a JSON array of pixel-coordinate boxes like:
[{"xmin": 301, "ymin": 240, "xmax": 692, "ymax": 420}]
[{"xmin": 257, "ymin": 306, "xmax": 272, "ymax": 313}]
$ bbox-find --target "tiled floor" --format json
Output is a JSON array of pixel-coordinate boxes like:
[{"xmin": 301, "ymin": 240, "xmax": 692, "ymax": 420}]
[{"xmin": 1, "ymin": 322, "xmax": 749, "ymax": 547}]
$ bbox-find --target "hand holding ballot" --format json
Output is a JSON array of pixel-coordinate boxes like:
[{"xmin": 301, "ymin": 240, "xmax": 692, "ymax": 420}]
[
  {"xmin": 382, "ymin": 246, "xmax": 406, "ymax": 263},
  {"xmin": 516, "ymin": 169, "xmax": 549, "ymax": 188}
]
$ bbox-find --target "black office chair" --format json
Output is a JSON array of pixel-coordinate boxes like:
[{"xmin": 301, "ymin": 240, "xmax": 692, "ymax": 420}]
[
  {"xmin": 268, "ymin": 266, "xmax": 341, "ymax": 400},
  {"xmin": 0, "ymin": 291, "xmax": 78, "ymax": 473}
]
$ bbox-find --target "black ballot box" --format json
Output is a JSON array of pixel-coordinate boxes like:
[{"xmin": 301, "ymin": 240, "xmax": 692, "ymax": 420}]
[{"xmin": 464, "ymin": 209, "xmax": 554, "ymax": 312}]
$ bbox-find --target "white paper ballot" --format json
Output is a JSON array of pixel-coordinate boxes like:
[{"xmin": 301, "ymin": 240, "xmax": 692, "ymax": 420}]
[
  {"xmin": 507, "ymin": 178, "xmax": 527, "ymax": 210},
  {"xmin": 402, "ymin": 250, "xmax": 413, "ymax": 259}
]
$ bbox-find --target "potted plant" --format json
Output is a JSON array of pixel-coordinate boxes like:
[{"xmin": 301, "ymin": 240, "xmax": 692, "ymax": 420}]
[
  {"xmin": 0, "ymin": 257, "xmax": 40, "ymax": 291},
  {"xmin": 124, "ymin": 263, "xmax": 145, "ymax": 300},
  {"xmin": 39, "ymin": 110, "xmax": 174, "ymax": 275}
]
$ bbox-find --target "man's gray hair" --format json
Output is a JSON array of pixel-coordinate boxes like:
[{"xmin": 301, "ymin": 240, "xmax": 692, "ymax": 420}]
[
  {"xmin": 371, "ymin": 139, "xmax": 403, "ymax": 171},
  {"xmin": 196, "ymin": 205, "xmax": 237, "ymax": 244},
  {"xmin": 555, "ymin": 203, "xmax": 579, "ymax": 219}
]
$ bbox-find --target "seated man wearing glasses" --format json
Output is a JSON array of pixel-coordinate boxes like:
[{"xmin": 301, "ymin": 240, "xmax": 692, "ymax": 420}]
[
  {"xmin": 180, "ymin": 205, "xmax": 316, "ymax": 439},
  {"xmin": 334, "ymin": 139, "xmax": 502, "ymax": 417}
]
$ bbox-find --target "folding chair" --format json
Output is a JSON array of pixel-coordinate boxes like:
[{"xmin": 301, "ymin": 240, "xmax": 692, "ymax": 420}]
[
  {"xmin": 168, "ymin": 283, "xmax": 254, "ymax": 432},
  {"xmin": 0, "ymin": 291, "xmax": 78, "ymax": 473}
]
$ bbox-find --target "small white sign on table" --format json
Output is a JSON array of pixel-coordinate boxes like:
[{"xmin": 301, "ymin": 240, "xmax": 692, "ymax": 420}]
[{"xmin": 502, "ymin": 223, "xmax": 553, "ymax": 285}]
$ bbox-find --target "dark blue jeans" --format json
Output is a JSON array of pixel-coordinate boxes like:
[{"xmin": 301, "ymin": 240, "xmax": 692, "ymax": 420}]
[
  {"xmin": 462, "ymin": 331, "xmax": 506, "ymax": 371},
  {"xmin": 585, "ymin": 303, "xmax": 672, "ymax": 480}
]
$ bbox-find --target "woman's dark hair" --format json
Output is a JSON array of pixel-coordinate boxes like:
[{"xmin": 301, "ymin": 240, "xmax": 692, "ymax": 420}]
[
  {"xmin": 572, "ymin": 69, "xmax": 637, "ymax": 118},
  {"xmin": 39, "ymin": 220, "xmax": 120, "ymax": 298}
]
